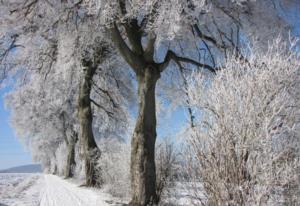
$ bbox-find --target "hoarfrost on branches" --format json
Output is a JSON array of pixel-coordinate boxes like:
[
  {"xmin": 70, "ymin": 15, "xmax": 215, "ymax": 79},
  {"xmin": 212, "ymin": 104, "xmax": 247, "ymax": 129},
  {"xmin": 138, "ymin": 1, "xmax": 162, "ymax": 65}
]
[{"xmin": 185, "ymin": 39, "xmax": 300, "ymax": 205}]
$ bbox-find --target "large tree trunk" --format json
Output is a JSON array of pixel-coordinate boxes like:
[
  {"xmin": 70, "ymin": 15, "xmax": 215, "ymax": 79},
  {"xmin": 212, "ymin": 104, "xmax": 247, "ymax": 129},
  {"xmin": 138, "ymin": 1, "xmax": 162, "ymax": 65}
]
[
  {"xmin": 130, "ymin": 66, "xmax": 160, "ymax": 206},
  {"xmin": 78, "ymin": 65, "xmax": 101, "ymax": 187},
  {"xmin": 64, "ymin": 133, "xmax": 78, "ymax": 178}
]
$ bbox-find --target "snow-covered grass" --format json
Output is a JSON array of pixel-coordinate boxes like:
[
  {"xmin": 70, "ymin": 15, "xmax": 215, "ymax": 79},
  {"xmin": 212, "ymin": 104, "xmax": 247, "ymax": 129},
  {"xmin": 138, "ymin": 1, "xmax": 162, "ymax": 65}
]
[
  {"xmin": 160, "ymin": 182, "xmax": 205, "ymax": 206},
  {"xmin": 0, "ymin": 173, "xmax": 43, "ymax": 206}
]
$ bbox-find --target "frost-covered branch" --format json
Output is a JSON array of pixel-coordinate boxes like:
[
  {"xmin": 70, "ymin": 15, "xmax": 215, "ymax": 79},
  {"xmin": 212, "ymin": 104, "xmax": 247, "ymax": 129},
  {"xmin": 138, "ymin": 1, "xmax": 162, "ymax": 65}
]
[
  {"xmin": 185, "ymin": 39, "xmax": 300, "ymax": 205},
  {"xmin": 159, "ymin": 50, "xmax": 217, "ymax": 73}
]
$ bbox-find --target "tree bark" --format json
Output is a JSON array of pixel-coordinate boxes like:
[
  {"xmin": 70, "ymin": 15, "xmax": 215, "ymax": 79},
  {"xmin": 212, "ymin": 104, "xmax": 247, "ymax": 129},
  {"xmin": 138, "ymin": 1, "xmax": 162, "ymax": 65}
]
[
  {"xmin": 64, "ymin": 133, "xmax": 78, "ymax": 178},
  {"xmin": 78, "ymin": 65, "xmax": 101, "ymax": 187},
  {"xmin": 130, "ymin": 66, "xmax": 160, "ymax": 206},
  {"xmin": 51, "ymin": 152, "xmax": 58, "ymax": 175},
  {"xmin": 52, "ymin": 164, "xmax": 57, "ymax": 175},
  {"xmin": 110, "ymin": 21, "xmax": 163, "ymax": 205}
]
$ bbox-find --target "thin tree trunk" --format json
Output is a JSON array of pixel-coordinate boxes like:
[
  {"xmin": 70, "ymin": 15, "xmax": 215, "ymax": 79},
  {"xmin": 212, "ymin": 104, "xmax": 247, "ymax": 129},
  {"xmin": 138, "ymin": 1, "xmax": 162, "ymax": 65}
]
[
  {"xmin": 52, "ymin": 165, "xmax": 57, "ymax": 175},
  {"xmin": 130, "ymin": 67, "xmax": 160, "ymax": 206},
  {"xmin": 78, "ymin": 65, "xmax": 101, "ymax": 187},
  {"xmin": 52, "ymin": 155, "xmax": 58, "ymax": 175},
  {"xmin": 64, "ymin": 133, "xmax": 78, "ymax": 178},
  {"xmin": 60, "ymin": 112, "xmax": 78, "ymax": 179}
]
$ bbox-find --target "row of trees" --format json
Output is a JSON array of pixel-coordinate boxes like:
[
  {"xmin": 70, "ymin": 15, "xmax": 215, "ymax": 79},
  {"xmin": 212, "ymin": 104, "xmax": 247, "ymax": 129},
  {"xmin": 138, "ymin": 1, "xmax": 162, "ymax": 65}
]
[{"xmin": 1, "ymin": 0, "xmax": 299, "ymax": 205}]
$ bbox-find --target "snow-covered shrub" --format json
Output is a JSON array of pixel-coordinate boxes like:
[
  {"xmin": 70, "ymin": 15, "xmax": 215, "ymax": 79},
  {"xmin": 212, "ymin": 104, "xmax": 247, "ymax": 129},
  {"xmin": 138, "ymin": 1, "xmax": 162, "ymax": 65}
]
[
  {"xmin": 96, "ymin": 137, "xmax": 180, "ymax": 201},
  {"xmin": 97, "ymin": 139, "xmax": 131, "ymax": 198},
  {"xmin": 55, "ymin": 143, "xmax": 67, "ymax": 176},
  {"xmin": 155, "ymin": 138, "xmax": 180, "ymax": 204},
  {"xmin": 73, "ymin": 143, "xmax": 86, "ymax": 182},
  {"xmin": 185, "ymin": 40, "xmax": 300, "ymax": 205}
]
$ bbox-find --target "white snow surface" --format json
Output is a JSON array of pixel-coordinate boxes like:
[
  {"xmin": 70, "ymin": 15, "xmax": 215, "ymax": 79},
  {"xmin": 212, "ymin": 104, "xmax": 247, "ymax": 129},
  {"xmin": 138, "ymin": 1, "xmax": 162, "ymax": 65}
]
[
  {"xmin": 0, "ymin": 173, "xmax": 124, "ymax": 206},
  {"xmin": 0, "ymin": 173, "xmax": 43, "ymax": 206},
  {"xmin": 0, "ymin": 173, "xmax": 196, "ymax": 206}
]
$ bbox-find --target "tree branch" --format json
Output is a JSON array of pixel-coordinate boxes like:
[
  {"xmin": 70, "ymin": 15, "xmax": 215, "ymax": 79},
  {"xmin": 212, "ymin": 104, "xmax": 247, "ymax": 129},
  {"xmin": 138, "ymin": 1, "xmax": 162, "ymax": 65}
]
[
  {"xmin": 193, "ymin": 24, "xmax": 225, "ymax": 50},
  {"xmin": 92, "ymin": 80, "xmax": 118, "ymax": 108},
  {"xmin": 158, "ymin": 50, "xmax": 217, "ymax": 73},
  {"xmin": 144, "ymin": 33, "xmax": 156, "ymax": 62},
  {"xmin": 0, "ymin": 34, "xmax": 24, "ymax": 63},
  {"xmin": 123, "ymin": 19, "xmax": 144, "ymax": 55},
  {"xmin": 140, "ymin": 1, "xmax": 160, "ymax": 31},
  {"xmin": 118, "ymin": 0, "xmax": 127, "ymax": 15},
  {"xmin": 110, "ymin": 22, "xmax": 145, "ymax": 72},
  {"xmin": 118, "ymin": 0, "xmax": 143, "ymax": 55},
  {"xmin": 90, "ymin": 98, "xmax": 114, "ymax": 117},
  {"xmin": 177, "ymin": 63, "xmax": 195, "ymax": 128}
]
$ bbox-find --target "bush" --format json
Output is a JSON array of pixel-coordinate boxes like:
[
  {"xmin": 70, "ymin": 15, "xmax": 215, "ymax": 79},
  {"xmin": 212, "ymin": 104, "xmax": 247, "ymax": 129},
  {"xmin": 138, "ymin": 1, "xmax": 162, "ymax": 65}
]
[
  {"xmin": 96, "ymin": 137, "xmax": 180, "ymax": 202},
  {"xmin": 185, "ymin": 40, "xmax": 300, "ymax": 205},
  {"xmin": 55, "ymin": 143, "xmax": 67, "ymax": 176},
  {"xmin": 97, "ymin": 139, "xmax": 131, "ymax": 198},
  {"xmin": 156, "ymin": 139, "xmax": 180, "ymax": 204}
]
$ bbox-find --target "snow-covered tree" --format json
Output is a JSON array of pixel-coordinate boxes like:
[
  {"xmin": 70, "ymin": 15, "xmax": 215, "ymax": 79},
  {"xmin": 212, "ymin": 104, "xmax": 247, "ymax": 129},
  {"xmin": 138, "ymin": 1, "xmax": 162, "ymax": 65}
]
[
  {"xmin": 5, "ymin": 32, "xmax": 133, "ymax": 182},
  {"xmin": 5, "ymin": 65, "xmax": 79, "ymax": 173},
  {"xmin": 77, "ymin": 38, "xmax": 133, "ymax": 186},
  {"xmin": 1, "ymin": 0, "xmax": 135, "ymax": 186},
  {"xmin": 96, "ymin": 1, "xmax": 292, "ymax": 204}
]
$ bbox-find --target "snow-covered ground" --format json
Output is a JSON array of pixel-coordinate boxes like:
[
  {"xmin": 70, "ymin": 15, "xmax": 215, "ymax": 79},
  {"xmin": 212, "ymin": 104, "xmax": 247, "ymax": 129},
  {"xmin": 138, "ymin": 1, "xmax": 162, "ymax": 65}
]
[
  {"xmin": 0, "ymin": 173, "xmax": 43, "ymax": 206},
  {"xmin": 0, "ymin": 174, "xmax": 125, "ymax": 206},
  {"xmin": 40, "ymin": 175, "xmax": 124, "ymax": 206},
  {"xmin": 0, "ymin": 173, "xmax": 196, "ymax": 206},
  {"xmin": 161, "ymin": 182, "xmax": 203, "ymax": 206}
]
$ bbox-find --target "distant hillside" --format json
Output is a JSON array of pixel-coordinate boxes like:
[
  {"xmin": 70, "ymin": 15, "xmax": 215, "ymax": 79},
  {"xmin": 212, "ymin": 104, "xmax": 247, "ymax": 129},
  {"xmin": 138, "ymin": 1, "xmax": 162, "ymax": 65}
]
[{"xmin": 0, "ymin": 164, "xmax": 42, "ymax": 173}]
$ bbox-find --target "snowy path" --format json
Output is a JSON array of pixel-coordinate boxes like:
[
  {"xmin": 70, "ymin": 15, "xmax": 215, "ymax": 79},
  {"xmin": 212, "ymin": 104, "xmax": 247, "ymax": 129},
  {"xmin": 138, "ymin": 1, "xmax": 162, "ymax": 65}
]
[
  {"xmin": 0, "ymin": 174, "xmax": 125, "ymax": 206},
  {"xmin": 40, "ymin": 175, "xmax": 121, "ymax": 206}
]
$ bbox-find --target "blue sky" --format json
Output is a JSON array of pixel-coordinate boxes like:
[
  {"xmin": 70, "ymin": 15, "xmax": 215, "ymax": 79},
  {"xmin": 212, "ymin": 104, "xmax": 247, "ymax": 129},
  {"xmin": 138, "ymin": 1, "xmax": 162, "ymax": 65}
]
[{"xmin": 0, "ymin": 88, "xmax": 33, "ymax": 170}]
